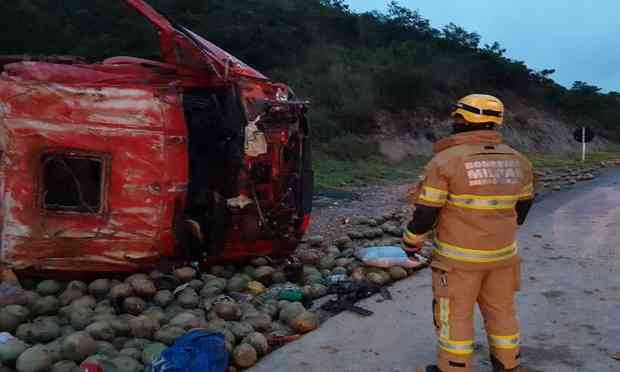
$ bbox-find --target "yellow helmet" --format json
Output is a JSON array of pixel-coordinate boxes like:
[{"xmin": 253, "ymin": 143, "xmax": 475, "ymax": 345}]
[{"xmin": 451, "ymin": 94, "xmax": 504, "ymax": 125}]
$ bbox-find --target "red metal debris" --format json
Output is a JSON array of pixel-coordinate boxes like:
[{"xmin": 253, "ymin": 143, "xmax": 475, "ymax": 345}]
[{"xmin": 0, "ymin": 0, "xmax": 313, "ymax": 274}]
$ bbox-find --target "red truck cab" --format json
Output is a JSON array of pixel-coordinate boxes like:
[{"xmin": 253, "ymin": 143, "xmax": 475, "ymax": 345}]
[{"xmin": 0, "ymin": 0, "xmax": 313, "ymax": 273}]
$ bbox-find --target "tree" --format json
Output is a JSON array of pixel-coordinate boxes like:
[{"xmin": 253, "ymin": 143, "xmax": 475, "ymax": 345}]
[
  {"xmin": 441, "ymin": 22, "xmax": 480, "ymax": 49},
  {"xmin": 386, "ymin": 1, "xmax": 435, "ymax": 39},
  {"xmin": 481, "ymin": 42, "xmax": 506, "ymax": 58}
]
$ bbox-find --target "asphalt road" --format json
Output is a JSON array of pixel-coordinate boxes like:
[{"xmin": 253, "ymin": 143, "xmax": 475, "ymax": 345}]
[{"xmin": 251, "ymin": 170, "xmax": 620, "ymax": 372}]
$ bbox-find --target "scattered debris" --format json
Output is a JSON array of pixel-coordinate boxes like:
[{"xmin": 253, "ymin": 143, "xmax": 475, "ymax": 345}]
[
  {"xmin": 356, "ymin": 246, "xmax": 423, "ymax": 269},
  {"xmin": 0, "ymin": 210, "xmax": 426, "ymax": 370}
]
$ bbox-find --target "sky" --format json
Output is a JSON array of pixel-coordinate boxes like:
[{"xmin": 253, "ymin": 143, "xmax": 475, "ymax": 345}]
[{"xmin": 348, "ymin": 0, "xmax": 620, "ymax": 92}]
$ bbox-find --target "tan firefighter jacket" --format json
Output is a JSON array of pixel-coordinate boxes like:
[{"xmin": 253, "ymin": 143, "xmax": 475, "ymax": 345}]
[{"xmin": 415, "ymin": 130, "xmax": 534, "ymax": 270}]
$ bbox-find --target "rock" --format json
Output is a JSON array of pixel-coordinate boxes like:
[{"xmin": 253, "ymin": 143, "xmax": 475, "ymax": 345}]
[
  {"xmin": 332, "ymin": 267, "xmax": 347, "ymax": 276},
  {"xmin": 288, "ymin": 311, "xmax": 319, "ymax": 333},
  {"xmin": 251, "ymin": 257, "xmax": 269, "ymax": 267},
  {"xmin": 33, "ymin": 296, "xmax": 60, "ymax": 316},
  {"xmin": 279, "ymin": 302, "xmax": 305, "ymax": 324},
  {"xmin": 30, "ymin": 319, "xmax": 61, "ymax": 343},
  {"xmin": 71, "ymin": 296, "xmax": 96, "ymax": 309},
  {"xmin": 152, "ymin": 291, "xmax": 173, "ymax": 308},
  {"xmin": 129, "ymin": 316, "xmax": 159, "ymax": 339},
  {"xmin": 318, "ymin": 255, "xmax": 336, "ymax": 270},
  {"xmin": 86, "ymin": 321, "xmax": 115, "ymax": 341},
  {"xmin": 348, "ymin": 230, "xmax": 364, "ymax": 240},
  {"xmin": 110, "ymin": 318, "xmax": 131, "ymax": 337},
  {"xmin": 334, "ymin": 236, "xmax": 353, "ymax": 248},
  {"xmin": 199, "ymin": 286, "xmax": 223, "ymax": 299},
  {"xmin": 66, "ymin": 281, "xmax": 87, "ymax": 293},
  {"xmin": 130, "ymin": 280, "xmax": 156, "ymax": 298},
  {"xmin": 552, "ymin": 185, "xmax": 561, "ymax": 191},
  {"xmin": 366, "ymin": 272, "xmax": 385, "ymax": 286},
  {"xmin": 173, "ymin": 267, "xmax": 197, "ymax": 283},
  {"xmin": 61, "ymin": 332, "xmax": 97, "ymax": 362},
  {"xmin": 15, "ymin": 324, "xmax": 34, "ymax": 343},
  {"xmin": 125, "ymin": 274, "xmax": 149, "ymax": 286},
  {"xmin": 120, "ymin": 348, "xmax": 142, "ymax": 361},
  {"xmin": 243, "ymin": 313, "xmax": 272, "ymax": 333},
  {"xmin": 204, "ymin": 277, "xmax": 228, "ymax": 291},
  {"xmin": 16, "ymin": 291, "xmax": 40, "ymax": 309},
  {"xmin": 50, "ymin": 360, "xmax": 78, "ymax": 372},
  {"xmin": 154, "ymin": 326, "xmax": 185, "ymax": 345},
  {"xmin": 88, "ymin": 279, "xmax": 111, "ymax": 299},
  {"xmin": 110, "ymin": 356, "xmax": 143, "ymax": 372},
  {"xmin": 141, "ymin": 343, "xmax": 166, "ymax": 366},
  {"xmin": 297, "ymin": 250, "xmax": 322, "ymax": 265},
  {"xmin": 60, "ymin": 325, "xmax": 76, "ymax": 337},
  {"xmin": 123, "ymin": 297, "xmax": 146, "ymax": 316},
  {"xmin": 389, "ymin": 266, "xmax": 408, "ymax": 281},
  {"xmin": 233, "ymin": 344, "xmax": 257, "ymax": 369},
  {"xmin": 246, "ymin": 281, "xmax": 266, "ymax": 296},
  {"xmin": 307, "ymin": 235, "xmax": 324, "ymax": 247},
  {"xmin": 334, "ymin": 258, "xmax": 354, "ymax": 267},
  {"xmin": 270, "ymin": 271, "xmax": 286, "ymax": 284},
  {"xmin": 95, "ymin": 341, "xmax": 118, "ymax": 358},
  {"xmin": 0, "ymin": 336, "xmax": 28, "ymax": 364},
  {"xmin": 226, "ymin": 276, "xmax": 249, "ymax": 293},
  {"xmin": 143, "ymin": 307, "xmax": 166, "ymax": 326},
  {"xmin": 214, "ymin": 303, "xmax": 241, "ymax": 321},
  {"xmin": 123, "ymin": 338, "xmax": 150, "ymax": 351},
  {"xmin": 36, "ymin": 280, "xmax": 63, "ymax": 296},
  {"xmin": 210, "ymin": 266, "xmax": 232, "ymax": 279},
  {"xmin": 16, "ymin": 345, "xmax": 53, "ymax": 372},
  {"xmin": 0, "ymin": 305, "xmax": 30, "ymax": 333},
  {"xmin": 109, "ymin": 284, "xmax": 133, "ymax": 301},
  {"xmin": 188, "ymin": 280, "xmax": 203, "ymax": 291},
  {"xmin": 230, "ymin": 322, "xmax": 254, "ymax": 340},
  {"xmin": 57, "ymin": 289, "xmax": 82, "ymax": 307},
  {"xmin": 242, "ymin": 332, "xmax": 269, "ymax": 356},
  {"xmin": 168, "ymin": 312, "xmax": 205, "ymax": 330},
  {"xmin": 310, "ymin": 284, "xmax": 328, "ymax": 299},
  {"xmin": 71, "ymin": 307, "xmax": 97, "ymax": 330},
  {"xmin": 254, "ymin": 266, "xmax": 275, "ymax": 284},
  {"xmin": 94, "ymin": 301, "xmax": 116, "ymax": 315},
  {"xmin": 177, "ymin": 289, "xmax": 199, "ymax": 309}
]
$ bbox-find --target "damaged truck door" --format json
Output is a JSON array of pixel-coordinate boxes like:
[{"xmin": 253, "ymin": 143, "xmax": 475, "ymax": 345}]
[{"xmin": 0, "ymin": 0, "xmax": 313, "ymax": 273}]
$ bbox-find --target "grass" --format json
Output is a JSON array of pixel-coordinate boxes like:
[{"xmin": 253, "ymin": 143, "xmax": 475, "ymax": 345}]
[
  {"xmin": 313, "ymin": 153, "xmax": 429, "ymax": 190},
  {"xmin": 313, "ymin": 147, "xmax": 620, "ymax": 190},
  {"xmin": 526, "ymin": 147, "xmax": 620, "ymax": 170}
]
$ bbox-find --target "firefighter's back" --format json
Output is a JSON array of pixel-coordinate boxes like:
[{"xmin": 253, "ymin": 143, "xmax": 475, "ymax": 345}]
[{"xmin": 431, "ymin": 138, "xmax": 533, "ymax": 269}]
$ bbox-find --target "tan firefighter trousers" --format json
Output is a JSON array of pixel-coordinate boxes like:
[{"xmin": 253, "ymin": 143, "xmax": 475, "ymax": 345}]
[{"xmin": 432, "ymin": 261, "xmax": 521, "ymax": 372}]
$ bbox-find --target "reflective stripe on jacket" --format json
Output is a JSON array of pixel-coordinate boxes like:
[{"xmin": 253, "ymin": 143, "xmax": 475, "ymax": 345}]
[{"xmin": 415, "ymin": 130, "xmax": 534, "ymax": 270}]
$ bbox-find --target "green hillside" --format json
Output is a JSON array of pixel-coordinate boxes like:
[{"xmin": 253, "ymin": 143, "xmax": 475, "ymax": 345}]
[{"xmin": 2, "ymin": 0, "xmax": 619, "ymax": 152}]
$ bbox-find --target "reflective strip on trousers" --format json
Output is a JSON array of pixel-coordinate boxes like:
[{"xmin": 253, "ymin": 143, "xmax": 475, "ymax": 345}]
[
  {"xmin": 419, "ymin": 186, "xmax": 448, "ymax": 205},
  {"xmin": 434, "ymin": 239, "xmax": 518, "ymax": 263},
  {"xmin": 438, "ymin": 337, "xmax": 474, "ymax": 356},
  {"xmin": 439, "ymin": 298, "xmax": 450, "ymax": 339},
  {"xmin": 447, "ymin": 194, "xmax": 519, "ymax": 210},
  {"xmin": 489, "ymin": 333, "xmax": 521, "ymax": 350}
]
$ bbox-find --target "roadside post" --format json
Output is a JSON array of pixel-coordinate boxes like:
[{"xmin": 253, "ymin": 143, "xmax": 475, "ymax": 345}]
[{"xmin": 573, "ymin": 127, "xmax": 595, "ymax": 163}]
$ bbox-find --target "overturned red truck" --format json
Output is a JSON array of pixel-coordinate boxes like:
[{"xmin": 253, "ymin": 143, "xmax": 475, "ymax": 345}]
[{"xmin": 0, "ymin": 0, "xmax": 313, "ymax": 273}]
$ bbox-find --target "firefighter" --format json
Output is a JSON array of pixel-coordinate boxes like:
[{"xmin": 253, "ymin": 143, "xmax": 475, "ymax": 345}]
[{"xmin": 406, "ymin": 94, "xmax": 535, "ymax": 372}]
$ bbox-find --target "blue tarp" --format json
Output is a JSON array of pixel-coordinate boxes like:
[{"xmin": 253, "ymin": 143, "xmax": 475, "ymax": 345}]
[{"xmin": 149, "ymin": 330, "xmax": 229, "ymax": 372}]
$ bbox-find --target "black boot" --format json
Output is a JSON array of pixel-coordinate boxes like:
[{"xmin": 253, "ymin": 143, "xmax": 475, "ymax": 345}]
[
  {"xmin": 417, "ymin": 366, "xmax": 442, "ymax": 372},
  {"xmin": 491, "ymin": 355, "xmax": 520, "ymax": 372}
]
